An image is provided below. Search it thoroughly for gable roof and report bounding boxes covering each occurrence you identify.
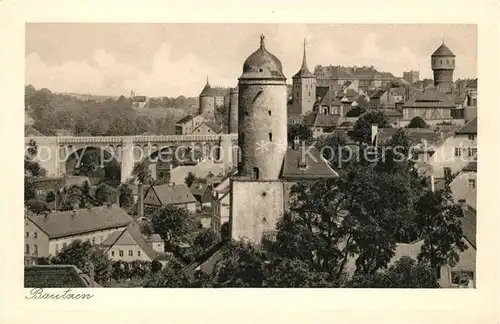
[369,89,387,99]
[403,88,455,108]
[455,117,477,135]
[431,43,455,57]
[176,115,194,125]
[24,265,100,288]
[281,146,339,180]
[146,184,197,206]
[461,205,476,248]
[27,205,133,239]
[467,78,478,89]
[193,120,222,134]
[462,161,477,172]
[103,223,159,260]
[377,128,454,147]
[316,86,329,101]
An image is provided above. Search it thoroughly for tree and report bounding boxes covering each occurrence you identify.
[25,140,46,178]
[52,240,112,284]
[315,133,350,170]
[24,178,36,202]
[414,188,467,275]
[74,150,101,176]
[407,116,428,128]
[184,172,196,187]
[151,205,193,249]
[352,110,391,144]
[288,124,313,145]
[118,183,134,207]
[194,228,220,251]
[132,161,152,185]
[265,258,332,288]
[95,183,115,205]
[45,191,56,203]
[151,260,163,273]
[211,241,267,287]
[25,199,51,215]
[347,256,439,288]
[220,222,230,242]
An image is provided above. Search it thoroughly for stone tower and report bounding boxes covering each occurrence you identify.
[292,39,316,115]
[431,42,455,93]
[199,76,216,116]
[238,34,288,180]
[228,86,239,133]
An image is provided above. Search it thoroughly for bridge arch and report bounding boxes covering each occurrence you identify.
[62,145,121,186]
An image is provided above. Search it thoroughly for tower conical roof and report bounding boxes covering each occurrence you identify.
[200,77,216,96]
[431,42,455,57]
[240,34,286,80]
[293,39,315,78]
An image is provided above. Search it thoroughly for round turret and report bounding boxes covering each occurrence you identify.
[431,42,455,93]
[237,35,287,180]
[199,77,216,115]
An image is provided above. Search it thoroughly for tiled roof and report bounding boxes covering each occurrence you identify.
[403,88,455,108]
[27,205,133,239]
[24,265,100,288]
[461,205,476,248]
[314,114,340,127]
[377,128,453,146]
[182,242,228,276]
[103,223,159,260]
[200,81,216,97]
[199,120,222,134]
[336,89,358,99]
[316,86,330,100]
[189,182,209,196]
[369,89,387,99]
[455,117,477,135]
[462,161,477,172]
[431,43,455,57]
[176,115,194,125]
[318,88,342,107]
[293,43,315,79]
[467,78,477,89]
[281,146,339,180]
[146,234,163,243]
[147,184,197,205]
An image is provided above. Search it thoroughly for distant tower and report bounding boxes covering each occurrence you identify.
[199,76,216,116]
[130,90,135,99]
[238,34,287,180]
[431,41,455,93]
[229,86,239,133]
[292,39,316,115]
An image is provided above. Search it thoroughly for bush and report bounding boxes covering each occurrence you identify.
[407,116,428,128]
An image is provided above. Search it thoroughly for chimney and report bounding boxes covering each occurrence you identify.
[430,174,435,192]
[371,124,378,146]
[137,183,144,218]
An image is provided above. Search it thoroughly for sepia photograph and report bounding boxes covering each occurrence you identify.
[22,23,478,289]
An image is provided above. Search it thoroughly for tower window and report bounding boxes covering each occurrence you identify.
[309,91,311,96]
[268,110,271,116]
[447,59,449,64]
[440,59,442,64]
[268,133,273,141]
[253,167,260,180]
[259,68,263,72]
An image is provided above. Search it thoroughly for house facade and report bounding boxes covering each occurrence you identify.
[24,205,133,260]
[175,115,204,135]
[450,161,477,210]
[402,88,455,126]
[211,177,231,234]
[143,183,197,213]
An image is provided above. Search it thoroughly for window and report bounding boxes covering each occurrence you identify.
[446,59,449,64]
[454,147,462,157]
[268,133,273,141]
[25,232,29,238]
[34,245,38,256]
[25,244,30,254]
[253,167,260,180]
[198,129,200,132]
[468,134,475,141]
[468,178,476,188]
[208,129,211,132]
[468,147,477,157]
[119,250,124,257]
[309,91,311,96]
[157,243,161,248]
[33,232,37,239]
[111,251,115,256]
[440,59,443,64]
[129,250,133,256]
[138,251,141,256]
[268,110,271,116]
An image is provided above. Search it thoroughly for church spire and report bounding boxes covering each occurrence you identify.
[293,38,315,79]
[301,38,309,71]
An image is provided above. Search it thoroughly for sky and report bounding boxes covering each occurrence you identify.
[25,24,477,97]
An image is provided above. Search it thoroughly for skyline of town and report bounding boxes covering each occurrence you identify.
[26,24,477,97]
